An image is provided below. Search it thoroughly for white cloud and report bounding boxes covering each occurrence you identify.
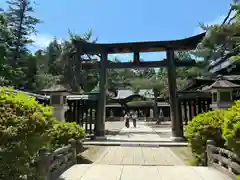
[29,34,63,50]
[193,15,225,35]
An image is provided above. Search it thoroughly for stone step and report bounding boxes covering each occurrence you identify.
[83,141,188,147]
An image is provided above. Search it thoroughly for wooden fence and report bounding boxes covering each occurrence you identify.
[65,99,98,136]
[37,140,79,180]
[178,96,212,125]
[206,140,240,180]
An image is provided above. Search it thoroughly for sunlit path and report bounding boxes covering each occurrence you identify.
[59,164,232,180]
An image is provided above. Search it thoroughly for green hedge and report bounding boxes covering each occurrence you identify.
[185,101,240,165]
[48,121,86,149]
[185,109,226,165]
[0,88,86,180]
[222,101,240,156]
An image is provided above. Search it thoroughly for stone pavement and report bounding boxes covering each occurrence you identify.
[84,121,188,146]
[94,146,185,165]
[107,121,172,142]
[59,164,232,180]
[59,121,232,180]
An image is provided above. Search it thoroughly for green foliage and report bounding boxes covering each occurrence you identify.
[222,100,240,156]
[197,3,240,63]
[188,158,199,166]
[48,121,86,149]
[0,88,86,179]
[185,110,226,165]
[0,87,55,180]
[5,0,40,62]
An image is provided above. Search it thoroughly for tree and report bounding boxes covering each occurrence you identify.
[45,38,62,76]
[196,3,240,63]
[1,0,40,89]
[56,31,99,93]
[5,0,40,64]
[0,13,13,85]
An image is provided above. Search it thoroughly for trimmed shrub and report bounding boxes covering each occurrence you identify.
[0,88,56,180]
[185,109,226,165]
[48,121,86,149]
[222,100,240,156]
[0,88,86,179]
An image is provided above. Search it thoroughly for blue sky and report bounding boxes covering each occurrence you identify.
[1,0,231,61]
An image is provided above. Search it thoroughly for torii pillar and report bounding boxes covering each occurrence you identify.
[166,49,184,141]
[95,52,107,138]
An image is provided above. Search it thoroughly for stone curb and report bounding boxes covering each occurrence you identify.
[83,141,188,147]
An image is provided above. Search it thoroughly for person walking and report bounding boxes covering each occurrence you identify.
[124,112,130,128]
[132,111,138,128]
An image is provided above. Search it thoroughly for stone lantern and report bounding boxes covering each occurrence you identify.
[41,84,71,122]
[204,80,240,110]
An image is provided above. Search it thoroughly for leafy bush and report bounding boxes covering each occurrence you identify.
[185,109,226,165]
[48,121,86,149]
[222,101,240,156]
[0,88,56,180]
[0,88,86,179]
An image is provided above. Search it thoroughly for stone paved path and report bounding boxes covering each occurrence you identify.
[59,121,232,180]
[94,146,185,165]
[60,165,232,180]
[107,121,172,142]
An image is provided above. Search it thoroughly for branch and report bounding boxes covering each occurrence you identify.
[227,14,237,24]
[222,6,233,25]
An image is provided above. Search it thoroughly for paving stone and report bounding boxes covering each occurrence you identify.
[133,147,145,165]
[120,165,160,180]
[81,164,122,180]
[59,164,232,180]
[192,167,232,180]
[94,146,185,166]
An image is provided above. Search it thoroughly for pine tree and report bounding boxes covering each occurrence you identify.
[0,14,13,85]
[5,0,40,65]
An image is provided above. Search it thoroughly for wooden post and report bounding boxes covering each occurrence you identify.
[166,49,184,140]
[69,140,77,164]
[38,148,51,180]
[133,52,140,64]
[206,140,215,166]
[95,52,107,138]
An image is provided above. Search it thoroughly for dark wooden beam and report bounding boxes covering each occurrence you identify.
[73,33,206,54]
[81,59,196,69]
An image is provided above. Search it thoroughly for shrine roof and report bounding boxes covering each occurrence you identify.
[41,84,70,93]
[111,89,154,100]
[204,80,240,91]
[73,33,206,54]
[179,77,240,92]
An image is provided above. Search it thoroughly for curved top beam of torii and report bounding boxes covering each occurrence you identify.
[73,32,206,54]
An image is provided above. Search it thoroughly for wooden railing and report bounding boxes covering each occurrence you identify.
[37,140,78,180]
[206,140,240,180]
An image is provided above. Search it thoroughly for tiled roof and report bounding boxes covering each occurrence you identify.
[204,80,240,91]
[112,89,155,99]
[41,84,69,92]
[114,89,135,99]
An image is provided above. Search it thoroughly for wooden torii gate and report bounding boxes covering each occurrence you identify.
[73,32,206,140]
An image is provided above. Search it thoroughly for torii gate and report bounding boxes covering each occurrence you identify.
[73,32,206,141]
